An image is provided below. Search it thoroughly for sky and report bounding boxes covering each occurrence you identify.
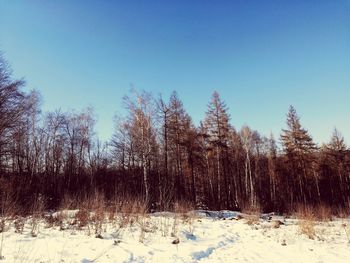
[0,0,349,144]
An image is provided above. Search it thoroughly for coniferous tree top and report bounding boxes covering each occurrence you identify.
[327,128,347,152]
[281,105,317,155]
[204,91,230,145]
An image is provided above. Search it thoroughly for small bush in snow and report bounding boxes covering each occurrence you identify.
[76,209,90,228]
[14,216,25,233]
[299,219,316,240]
[341,223,350,243]
[297,205,317,239]
[30,196,46,237]
[246,215,259,226]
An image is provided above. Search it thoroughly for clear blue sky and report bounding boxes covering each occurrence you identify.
[1,0,349,144]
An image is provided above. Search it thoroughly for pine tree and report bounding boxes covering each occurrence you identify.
[323,129,349,205]
[203,91,231,208]
[281,105,318,205]
[182,117,201,206]
[168,91,188,201]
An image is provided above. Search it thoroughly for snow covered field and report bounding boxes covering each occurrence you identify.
[1,211,350,262]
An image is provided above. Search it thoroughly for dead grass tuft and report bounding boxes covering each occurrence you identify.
[296,205,317,239]
[295,204,333,222]
[272,220,283,229]
[14,216,25,233]
[246,215,260,226]
[299,219,316,239]
[241,203,261,215]
[314,205,332,221]
[30,195,46,237]
[75,208,90,228]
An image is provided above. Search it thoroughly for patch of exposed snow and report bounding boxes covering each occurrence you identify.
[0,211,349,262]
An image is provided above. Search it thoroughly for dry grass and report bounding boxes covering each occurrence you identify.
[75,209,90,228]
[0,186,18,260]
[115,198,147,229]
[243,210,260,226]
[171,215,179,238]
[171,201,195,238]
[90,194,106,237]
[158,217,172,237]
[102,196,150,241]
[0,191,158,245]
[341,223,350,243]
[336,202,350,218]
[70,192,108,237]
[59,194,77,211]
[272,220,283,229]
[296,205,317,239]
[299,219,316,239]
[30,196,46,237]
[245,215,260,226]
[173,201,194,215]
[137,215,149,243]
[0,219,5,234]
[177,201,197,234]
[295,204,334,221]
[131,199,149,243]
[102,197,149,242]
[241,203,261,215]
[314,205,332,221]
[14,216,25,233]
[241,204,261,226]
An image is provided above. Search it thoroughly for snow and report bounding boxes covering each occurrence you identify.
[1,211,350,262]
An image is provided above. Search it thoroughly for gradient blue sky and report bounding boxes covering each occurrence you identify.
[1,0,349,143]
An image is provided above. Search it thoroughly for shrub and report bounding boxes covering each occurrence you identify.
[30,195,46,237]
[296,205,316,239]
[75,209,90,228]
[299,219,316,239]
[14,216,25,233]
[314,205,332,221]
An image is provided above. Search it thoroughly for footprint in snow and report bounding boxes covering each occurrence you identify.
[186,233,196,241]
[192,247,215,260]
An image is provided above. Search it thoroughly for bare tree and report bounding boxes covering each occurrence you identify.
[123,90,157,208]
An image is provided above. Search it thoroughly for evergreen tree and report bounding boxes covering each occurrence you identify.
[281,105,318,205]
[203,91,231,208]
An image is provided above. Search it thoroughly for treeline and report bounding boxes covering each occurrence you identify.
[0,54,349,213]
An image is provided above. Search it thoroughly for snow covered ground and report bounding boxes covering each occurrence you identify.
[1,210,350,262]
